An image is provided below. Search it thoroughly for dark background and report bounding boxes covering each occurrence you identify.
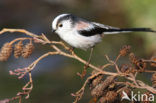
[0,0,156,103]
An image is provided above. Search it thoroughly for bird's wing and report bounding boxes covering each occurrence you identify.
[78,25,105,36]
[78,22,121,36]
[92,22,119,30]
[93,22,156,34]
[92,22,125,34]
[77,22,113,36]
[78,22,156,36]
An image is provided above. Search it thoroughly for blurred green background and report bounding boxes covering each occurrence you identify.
[0,0,156,103]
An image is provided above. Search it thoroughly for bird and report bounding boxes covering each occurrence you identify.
[51,13,156,65]
[52,13,155,51]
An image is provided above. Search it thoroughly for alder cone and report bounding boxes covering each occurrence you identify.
[22,42,34,58]
[0,43,12,61]
[14,41,23,58]
[150,56,156,67]
[120,45,131,56]
[151,73,156,88]
[98,91,118,103]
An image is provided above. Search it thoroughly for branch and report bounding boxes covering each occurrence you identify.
[0,28,156,103]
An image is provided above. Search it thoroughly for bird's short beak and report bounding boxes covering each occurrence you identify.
[52,29,56,33]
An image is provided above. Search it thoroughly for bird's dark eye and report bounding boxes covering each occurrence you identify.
[58,24,63,27]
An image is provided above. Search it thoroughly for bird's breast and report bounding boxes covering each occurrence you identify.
[58,30,102,50]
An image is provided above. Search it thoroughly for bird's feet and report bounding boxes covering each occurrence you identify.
[77,61,90,79]
[68,47,74,54]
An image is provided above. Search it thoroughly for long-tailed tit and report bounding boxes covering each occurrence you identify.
[52,14,156,51]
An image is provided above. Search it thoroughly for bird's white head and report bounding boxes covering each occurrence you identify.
[52,14,76,35]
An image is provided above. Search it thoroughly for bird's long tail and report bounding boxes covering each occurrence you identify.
[103,28,156,34]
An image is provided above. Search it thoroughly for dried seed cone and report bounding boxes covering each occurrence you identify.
[22,42,34,58]
[129,53,138,64]
[129,53,146,72]
[151,73,156,88]
[142,92,151,103]
[0,42,12,61]
[91,76,115,97]
[91,75,103,88]
[105,91,118,102]
[14,41,23,58]
[120,45,131,56]
[89,70,104,88]
[150,56,156,67]
[98,91,118,103]
[136,59,146,72]
[120,64,131,73]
